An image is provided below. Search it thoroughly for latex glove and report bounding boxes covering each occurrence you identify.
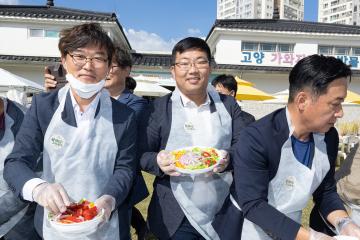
[157,150,180,177]
[95,195,116,222]
[309,228,335,240]
[337,217,360,239]
[32,182,71,214]
[44,66,57,91]
[213,150,230,173]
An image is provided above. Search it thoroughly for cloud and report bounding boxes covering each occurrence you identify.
[125,28,179,53]
[187,28,201,35]
[0,0,18,4]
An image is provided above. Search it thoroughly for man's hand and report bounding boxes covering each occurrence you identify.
[337,217,360,239]
[309,228,335,240]
[44,66,57,91]
[32,182,71,214]
[156,150,180,176]
[213,149,229,173]
[95,195,116,222]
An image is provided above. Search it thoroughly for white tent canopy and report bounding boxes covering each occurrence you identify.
[0,68,44,93]
[134,81,171,97]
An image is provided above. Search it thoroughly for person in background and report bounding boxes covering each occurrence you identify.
[232,54,360,239]
[125,76,137,94]
[138,37,252,240]
[0,96,32,240]
[211,74,255,125]
[4,23,137,240]
[44,46,149,240]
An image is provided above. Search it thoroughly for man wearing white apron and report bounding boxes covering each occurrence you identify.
[0,97,30,239]
[138,37,253,240]
[4,23,137,240]
[232,55,360,239]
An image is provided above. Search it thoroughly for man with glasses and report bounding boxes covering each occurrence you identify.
[44,46,150,240]
[139,37,250,239]
[4,23,137,240]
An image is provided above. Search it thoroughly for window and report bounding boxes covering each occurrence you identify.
[29,29,43,37]
[278,44,293,53]
[260,43,276,52]
[353,48,360,55]
[334,47,350,55]
[318,46,333,55]
[242,42,258,51]
[45,30,59,38]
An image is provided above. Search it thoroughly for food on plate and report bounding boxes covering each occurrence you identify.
[172,147,221,170]
[49,199,99,224]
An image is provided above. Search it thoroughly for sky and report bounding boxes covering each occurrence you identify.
[2,0,318,52]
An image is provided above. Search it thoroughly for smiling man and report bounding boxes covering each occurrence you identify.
[4,23,137,240]
[231,55,360,240]
[138,37,253,240]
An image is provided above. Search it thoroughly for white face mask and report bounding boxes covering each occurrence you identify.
[66,73,105,99]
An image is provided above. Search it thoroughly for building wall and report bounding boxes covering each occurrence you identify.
[319,0,353,25]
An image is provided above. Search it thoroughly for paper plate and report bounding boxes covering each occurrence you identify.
[172,146,223,175]
[334,236,358,240]
[48,208,104,237]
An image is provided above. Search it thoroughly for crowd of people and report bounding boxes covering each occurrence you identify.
[1,22,360,240]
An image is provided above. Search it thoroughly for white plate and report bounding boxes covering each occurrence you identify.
[172,146,222,175]
[335,236,358,240]
[48,208,104,237]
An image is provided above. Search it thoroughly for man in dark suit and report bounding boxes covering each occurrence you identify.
[139,37,253,240]
[233,55,360,239]
[211,74,255,125]
[4,23,137,240]
[44,46,149,240]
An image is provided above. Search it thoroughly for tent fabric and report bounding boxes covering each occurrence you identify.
[0,68,44,93]
[134,81,171,97]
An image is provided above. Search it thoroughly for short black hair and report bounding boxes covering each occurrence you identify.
[113,46,132,68]
[171,37,211,65]
[58,23,114,64]
[211,74,237,93]
[288,54,352,102]
[125,76,136,91]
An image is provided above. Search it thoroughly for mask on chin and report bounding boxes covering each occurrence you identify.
[66,73,105,99]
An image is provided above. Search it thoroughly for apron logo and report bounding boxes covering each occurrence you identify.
[285,176,296,191]
[184,121,195,132]
[50,135,65,149]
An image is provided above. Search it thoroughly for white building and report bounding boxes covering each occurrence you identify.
[217,0,304,21]
[318,0,357,25]
[206,18,360,120]
[0,1,131,88]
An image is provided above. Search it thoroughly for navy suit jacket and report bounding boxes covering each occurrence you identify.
[138,92,253,239]
[233,108,345,240]
[0,99,24,141]
[4,90,138,239]
[117,89,150,205]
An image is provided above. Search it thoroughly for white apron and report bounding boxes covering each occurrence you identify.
[42,86,120,240]
[0,98,28,237]
[168,87,233,240]
[238,108,331,240]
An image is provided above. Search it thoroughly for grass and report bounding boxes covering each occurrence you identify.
[130,172,314,239]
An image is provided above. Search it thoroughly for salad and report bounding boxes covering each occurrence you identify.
[172,147,220,171]
[49,199,99,224]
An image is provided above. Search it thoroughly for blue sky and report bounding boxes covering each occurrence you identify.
[4,0,318,52]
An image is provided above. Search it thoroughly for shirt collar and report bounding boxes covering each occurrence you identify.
[69,90,100,116]
[179,90,211,108]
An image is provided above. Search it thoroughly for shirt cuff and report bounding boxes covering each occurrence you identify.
[22,178,46,201]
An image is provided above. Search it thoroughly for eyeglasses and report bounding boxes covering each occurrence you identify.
[174,59,210,71]
[68,53,108,68]
[109,65,123,72]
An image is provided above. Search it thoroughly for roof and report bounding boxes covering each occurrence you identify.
[206,19,360,40]
[3,53,360,76]
[0,5,115,21]
[0,5,131,49]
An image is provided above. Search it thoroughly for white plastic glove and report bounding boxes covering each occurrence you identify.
[32,182,71,214]
[157,150,180,177]
[336,217,360,239]
[309,228,335,240]
[213,150,230,173]
[95,195,116,222]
